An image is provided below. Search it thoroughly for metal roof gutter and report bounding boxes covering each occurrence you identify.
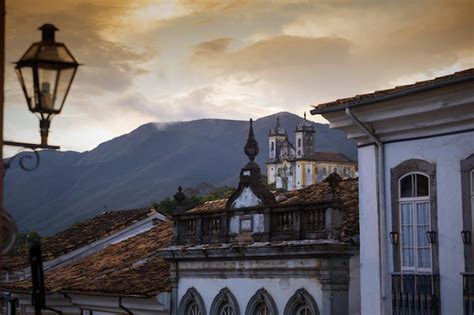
[310,72,474,115]
[119,297,134,315]
[345,108,389,314]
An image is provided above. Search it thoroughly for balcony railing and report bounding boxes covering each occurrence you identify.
[391,273,440,315]
[172,201,342,245]
[464,272,474,315]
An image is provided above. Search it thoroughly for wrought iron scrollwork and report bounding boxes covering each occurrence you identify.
[4,147,40,174]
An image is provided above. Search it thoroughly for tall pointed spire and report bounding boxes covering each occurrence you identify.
[226,118,275,209]
[244,119,259,162]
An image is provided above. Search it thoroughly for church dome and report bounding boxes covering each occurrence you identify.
[269,116,287,136]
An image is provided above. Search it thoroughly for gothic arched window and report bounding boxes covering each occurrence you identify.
[178,288,206,315]
[271,142,274,151]
[210,288,240,315]
[298,138,301,147]
[245,288,277,315]
[284,288,319,315]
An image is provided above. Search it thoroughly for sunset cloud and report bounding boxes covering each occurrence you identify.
[4,0,473,156]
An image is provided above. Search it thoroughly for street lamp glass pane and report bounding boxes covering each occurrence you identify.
[20,43,41,61]
[15,67,35,111]
[54,68,75,112]
[36,44,75,63]
[38,65,59,112]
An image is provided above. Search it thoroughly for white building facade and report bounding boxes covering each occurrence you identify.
[311,68,474,314]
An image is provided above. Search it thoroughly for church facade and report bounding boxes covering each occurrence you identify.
[266,115,356,191]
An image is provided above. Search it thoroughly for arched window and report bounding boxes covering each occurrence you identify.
[210,288,240,315]
[298,138,301,147]
[245,288,277,315]
[178,288,206,315]
[390,159,437,273]
[284,288,319,315]
[271,142,274,151]
[398,172,431,271]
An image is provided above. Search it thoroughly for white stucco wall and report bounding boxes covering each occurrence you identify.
[359,131,474,315]
[295,163,303,189]
[358,144,382,315]
[383,131,474,315]
[267,165,275,183]
[229,213,265,234]
[305,164,313,186]
[231,187,262,208]
[178,277,323,315]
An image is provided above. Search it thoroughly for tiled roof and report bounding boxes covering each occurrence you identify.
[314,151,355,164]
[311,68,474,113]
[278,178,359,237]
[187,199,227,214]
[2,208,156,271]
[187,178,359,236]
[1,221,173,297]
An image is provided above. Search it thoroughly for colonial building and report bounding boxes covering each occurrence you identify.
[1,208,173,314]
[311,68,474,315]
[266,114,356,191]
[160,120,360,315]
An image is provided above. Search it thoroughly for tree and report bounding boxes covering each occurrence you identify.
[152,184,235,215]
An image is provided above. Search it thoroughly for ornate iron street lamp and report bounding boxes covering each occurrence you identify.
[12,23,80,147]
[389,231,399,245]
[0,22,80,315]
[1,23,80,256]
[461,230,471,245]
[426,230,437,244]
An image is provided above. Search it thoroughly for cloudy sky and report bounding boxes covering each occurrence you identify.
[4,0,473,155]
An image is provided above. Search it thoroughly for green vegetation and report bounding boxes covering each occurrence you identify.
[152,185,235,215]
[12,231,42,250]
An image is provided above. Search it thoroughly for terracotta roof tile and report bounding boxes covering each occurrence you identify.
[279,179,359,237]
[314,151,355,164]
[187,179,359,236]
[1,221,173,297]
[312,68,474,113]
[2,208,156,271]
[187,199,227,214]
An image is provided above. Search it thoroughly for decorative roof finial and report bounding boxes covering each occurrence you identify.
[244,119,259,162]
[226,119,276,209]
[304,111,306,120]
[174,186,186,214]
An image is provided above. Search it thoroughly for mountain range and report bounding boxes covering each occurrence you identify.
[5,112,357,236]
